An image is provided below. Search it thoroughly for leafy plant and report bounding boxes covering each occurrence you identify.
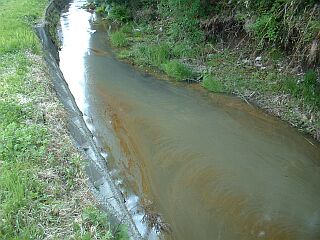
[250,13,279,48]
[108,4,131,23]
[158,0,204,45]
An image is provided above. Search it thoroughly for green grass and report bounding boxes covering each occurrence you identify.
[73,206,129,239]
[202,74,226,93]
[301,70,320,106]
[110,30,128,47]
[279,72,320,107]
[171,41,202,58]
[134,43,170,66]
[0,0,128,239]
[0,0,46,54]
[145,43,170,66]
[161,60,193,81]
[205,51,320,109]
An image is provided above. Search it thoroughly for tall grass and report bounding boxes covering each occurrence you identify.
[161,60,193,81]
[202,74,226,93]
[110,30,128,47]
[136,43,170,66]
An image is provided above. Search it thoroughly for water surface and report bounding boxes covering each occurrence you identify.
[59,1,320,239]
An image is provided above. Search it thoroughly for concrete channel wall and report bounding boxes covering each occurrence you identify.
[35,1,143,239]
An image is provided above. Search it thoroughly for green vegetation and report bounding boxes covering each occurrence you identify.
[107,4,131,23]
[0,0,128,239]
[126,43,170,67]
[0,0,46,54]
[110,30,128,47]
[161,60,193,81]
[142,44,170,66]
[74,206,128,239]
[202,74,226,93]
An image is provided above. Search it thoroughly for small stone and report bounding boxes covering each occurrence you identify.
[258,231,266,237]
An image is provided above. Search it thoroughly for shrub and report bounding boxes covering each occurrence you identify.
[158,0,204,45]
[108,3,131,23]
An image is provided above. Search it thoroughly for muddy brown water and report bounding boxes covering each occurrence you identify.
[59,1,320,239]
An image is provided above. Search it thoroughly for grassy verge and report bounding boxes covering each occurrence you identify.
[0,0,128,239]
[97,4,320,140]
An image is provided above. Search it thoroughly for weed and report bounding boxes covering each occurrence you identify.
[268,48,284,62]
[73,207,113,239]
[96,5,107,15]
[279,70,320,108]
[110,30,128,47]
[161,60,193,81]
[0,101,26,125]
[118,49,132,59]
[120,23,133,34]
[302,69,320,106]
[138,43,170,66]
[172,41,201,58]
[202,74,226,93]
[114,225,129,240]
[250,13,278,48]
[280,76,299,95]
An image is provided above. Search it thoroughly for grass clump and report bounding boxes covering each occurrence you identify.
[202,74,226,93]
[110,30,128,47]
[73,207,129,239]
[171,42,201,58]
[302,70,320,106]
[73,206,122,239]
[162,60,193,81]
[147,44,170,66]
[135,43,170,66]
[280,70,320,108]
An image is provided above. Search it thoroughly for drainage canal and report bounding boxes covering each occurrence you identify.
[59,1,320,239]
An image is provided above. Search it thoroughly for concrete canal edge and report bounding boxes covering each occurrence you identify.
[35,1,143,239]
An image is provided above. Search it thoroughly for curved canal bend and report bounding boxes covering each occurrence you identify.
[59,1,320,239]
